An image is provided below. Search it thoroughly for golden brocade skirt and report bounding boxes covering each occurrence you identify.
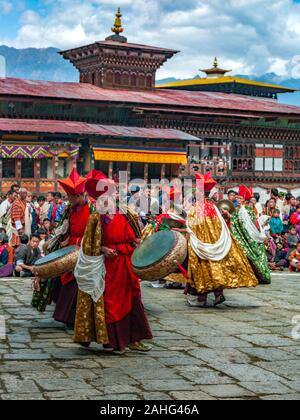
[73,213,109,345]
[187,213,258,294]
[74,290,109,345]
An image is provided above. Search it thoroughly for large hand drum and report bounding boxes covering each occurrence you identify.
[33,246,79,279]
[132,230,187,281]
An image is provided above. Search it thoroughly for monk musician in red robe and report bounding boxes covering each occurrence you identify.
[52,169,92,328]
[74,171,152,354]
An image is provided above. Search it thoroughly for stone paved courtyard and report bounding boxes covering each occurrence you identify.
[0,273,300,400]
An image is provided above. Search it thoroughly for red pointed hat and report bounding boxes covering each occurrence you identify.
[58,168,86,195]
[238,185,253,201]
[85,170,115,200]
[195,173,217,192]
[86,169,104,180]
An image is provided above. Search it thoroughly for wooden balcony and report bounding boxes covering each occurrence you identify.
[179,162,229,179]
[0,179,65,194]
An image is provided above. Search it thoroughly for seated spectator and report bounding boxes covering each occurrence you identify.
[15,234,41,278]
[289,242,300,272]
[287,226,299,256]
[290,205,300,236]
[0,233,14,277]
[36,228,48,257]
[270,209,283,235]
[42,218,53,236]
[14,234,29,263]
[266,236,288,271]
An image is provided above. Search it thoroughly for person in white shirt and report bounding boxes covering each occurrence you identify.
[0,191,18,242]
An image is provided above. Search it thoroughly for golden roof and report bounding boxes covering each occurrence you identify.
[156,76,296,92]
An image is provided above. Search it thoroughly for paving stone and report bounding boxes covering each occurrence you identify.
[52,359,101,369]
[8,343,29,349]
[236,334,298,348]
[260,394,300,400]
[255,360,300,380]
[20,370,66,380]
[238,347,293,362]
[7,334,31,344]
[91,394,141,400]
[2,377,40,394]
[45,390,100,400]
[90,375,139,387]
[125,367,182,380]
[141,392,172,400]
[213,363,286,383]
[283,381,300,392]
[162,355,199,366]
[283,347,300,357]
[4,353,51,361]
[239,381,292,395]
[170,391,216,400]
[61,369,98,379]
[1,393,45,400]
[188,348,251,364]
[193,336,253,349]
[197,384,255,398]
[100,385,142,394]
[140,379,195,391]
[35,378,93,391]
[153,339,200,350]
[144,350,185,358]
[177,366,235,385]
[0,361,53,372]
[47,349,92,359]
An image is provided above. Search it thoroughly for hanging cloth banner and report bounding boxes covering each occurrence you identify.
[93,145,187,164]
[0,144,80,159]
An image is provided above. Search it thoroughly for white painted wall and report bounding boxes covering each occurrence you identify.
[291,188,300,199]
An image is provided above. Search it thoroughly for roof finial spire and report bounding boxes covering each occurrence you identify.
[111,8,124,35]
[200,58,231,79]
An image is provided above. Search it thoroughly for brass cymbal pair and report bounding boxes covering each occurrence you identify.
[216,199,236,215]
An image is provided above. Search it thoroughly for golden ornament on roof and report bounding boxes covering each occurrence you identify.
[111,8,124,35]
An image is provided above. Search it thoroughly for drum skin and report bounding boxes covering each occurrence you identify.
[33,246,79,279]
[132,230,187,281]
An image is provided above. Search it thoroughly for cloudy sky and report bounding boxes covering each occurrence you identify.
[1,0,300,80]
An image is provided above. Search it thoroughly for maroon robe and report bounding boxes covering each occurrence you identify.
[53,203,91,327]
[102,213,152,350]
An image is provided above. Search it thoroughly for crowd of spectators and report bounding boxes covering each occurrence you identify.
[0,184,67,278]
[227,188,300,272]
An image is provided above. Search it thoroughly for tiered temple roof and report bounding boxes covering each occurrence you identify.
[59,8,178,91]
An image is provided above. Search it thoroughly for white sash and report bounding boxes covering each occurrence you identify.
[239,205,266,244]
[187,205,232,261]
[74,246,106,303]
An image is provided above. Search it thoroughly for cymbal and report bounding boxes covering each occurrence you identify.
[216,199,236,215]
